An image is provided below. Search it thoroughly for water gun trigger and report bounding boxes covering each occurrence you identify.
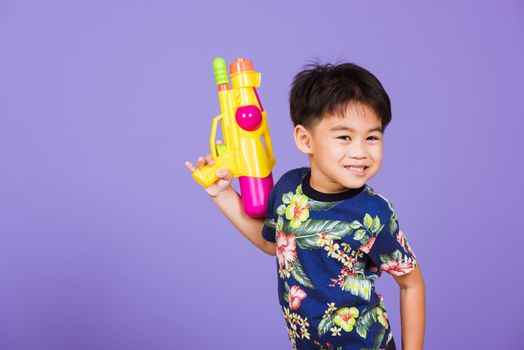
[216,143,227,156]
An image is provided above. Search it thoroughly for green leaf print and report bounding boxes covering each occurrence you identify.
[356,325,367,339]
[391,250,403,261]
[373,327,386,350]
[350,220,362,229]
[353,229,367,241]
[283,282,291,303]
[283,219,354,250]
[318,314,336,337]
[371,215,381,233]
[379,253,390,263]
[283,293,289,303]
[308,200,342,211]
[293,236,319,250]
[289,260,315,289]
[364,214,373,229]
[353,261,367,272]
[355,305,379,339]
[277,204,286,216]
[342,276,373,301]
[364,187,377,196]
[387,213,398,236]
[264,218,277,230]
[359,235,371,245]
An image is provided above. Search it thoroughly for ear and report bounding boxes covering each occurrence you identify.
[294,125,313,155]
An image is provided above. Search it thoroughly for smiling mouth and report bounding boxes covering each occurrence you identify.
[344,165,368,172]
[344,165,369,176]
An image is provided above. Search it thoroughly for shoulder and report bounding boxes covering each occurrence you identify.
[277,167,309,184]
[270,167,309,202]
[359,186,400,237]
[362,185,397,217]
[273,167,309,190]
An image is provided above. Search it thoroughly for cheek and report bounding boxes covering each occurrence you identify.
[316,139,337,156]
[374,153,383,166]
[370,145,383,162]
[327,145,346,159]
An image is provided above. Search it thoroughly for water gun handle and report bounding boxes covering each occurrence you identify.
[192,114,227,187]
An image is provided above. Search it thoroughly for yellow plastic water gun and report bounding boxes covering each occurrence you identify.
[192,57,275,217]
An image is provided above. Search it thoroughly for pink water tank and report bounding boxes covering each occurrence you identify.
[239,173,274,217]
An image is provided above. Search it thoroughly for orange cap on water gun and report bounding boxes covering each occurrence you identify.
[230,58,254,74]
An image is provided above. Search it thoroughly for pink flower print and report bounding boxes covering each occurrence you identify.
[276,231,297,269]
[359,236,376,254]
[380,258,415,276]
[328,265,357,288]
[397,230,416,258]
[288,285,307,310]
[397,230,406,247]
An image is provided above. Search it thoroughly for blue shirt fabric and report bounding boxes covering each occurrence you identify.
[262,167,417,350]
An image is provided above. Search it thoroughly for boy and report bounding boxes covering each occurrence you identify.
[185,62,425,350]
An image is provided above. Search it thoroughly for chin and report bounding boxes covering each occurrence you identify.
[334,177,364,189]
[340,174,370,188]
[345,180,367,189]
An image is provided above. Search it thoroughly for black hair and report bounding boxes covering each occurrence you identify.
[289,62,392,131]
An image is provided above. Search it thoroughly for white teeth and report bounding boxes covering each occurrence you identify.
[346,166,365,172]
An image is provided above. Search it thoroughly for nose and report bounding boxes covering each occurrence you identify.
[347,139,367,159]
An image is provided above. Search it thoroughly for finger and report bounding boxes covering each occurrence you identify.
[204,155,214,165]
[216,168,232,181]
[197,157,205,168]
[184,161,196,173]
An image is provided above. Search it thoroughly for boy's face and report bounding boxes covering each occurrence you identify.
[294,103,384,193]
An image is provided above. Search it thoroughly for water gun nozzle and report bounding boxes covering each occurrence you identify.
[230,58,254,74]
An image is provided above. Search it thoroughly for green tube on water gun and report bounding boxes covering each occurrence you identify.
[213,57,229,88]
[212,57,229,156]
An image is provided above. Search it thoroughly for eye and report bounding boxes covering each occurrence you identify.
[338,136,351,141]
[367,136,381,141]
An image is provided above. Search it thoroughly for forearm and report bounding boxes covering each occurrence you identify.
[399,280,426,350]
[211,187,276,256]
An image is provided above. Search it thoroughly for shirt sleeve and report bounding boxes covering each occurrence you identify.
[261,182,278,243]
[366,208,417,277]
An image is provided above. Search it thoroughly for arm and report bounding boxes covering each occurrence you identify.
[186,156,276,256]
[392,265,426,350]
[211,184,276,256]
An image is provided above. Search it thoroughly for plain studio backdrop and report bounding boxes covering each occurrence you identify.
[0,1,523,349]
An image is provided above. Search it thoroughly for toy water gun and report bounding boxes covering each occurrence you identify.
[192,57,275,217]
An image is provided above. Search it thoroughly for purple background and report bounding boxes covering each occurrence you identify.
[1,1,523,349]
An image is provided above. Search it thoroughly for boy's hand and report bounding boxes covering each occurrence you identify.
[185,142,233,198]
[186,142,273,256]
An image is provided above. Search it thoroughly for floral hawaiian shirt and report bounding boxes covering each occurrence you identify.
[262,167,417,350]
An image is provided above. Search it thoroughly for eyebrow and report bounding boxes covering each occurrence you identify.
[329,125,383,133]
